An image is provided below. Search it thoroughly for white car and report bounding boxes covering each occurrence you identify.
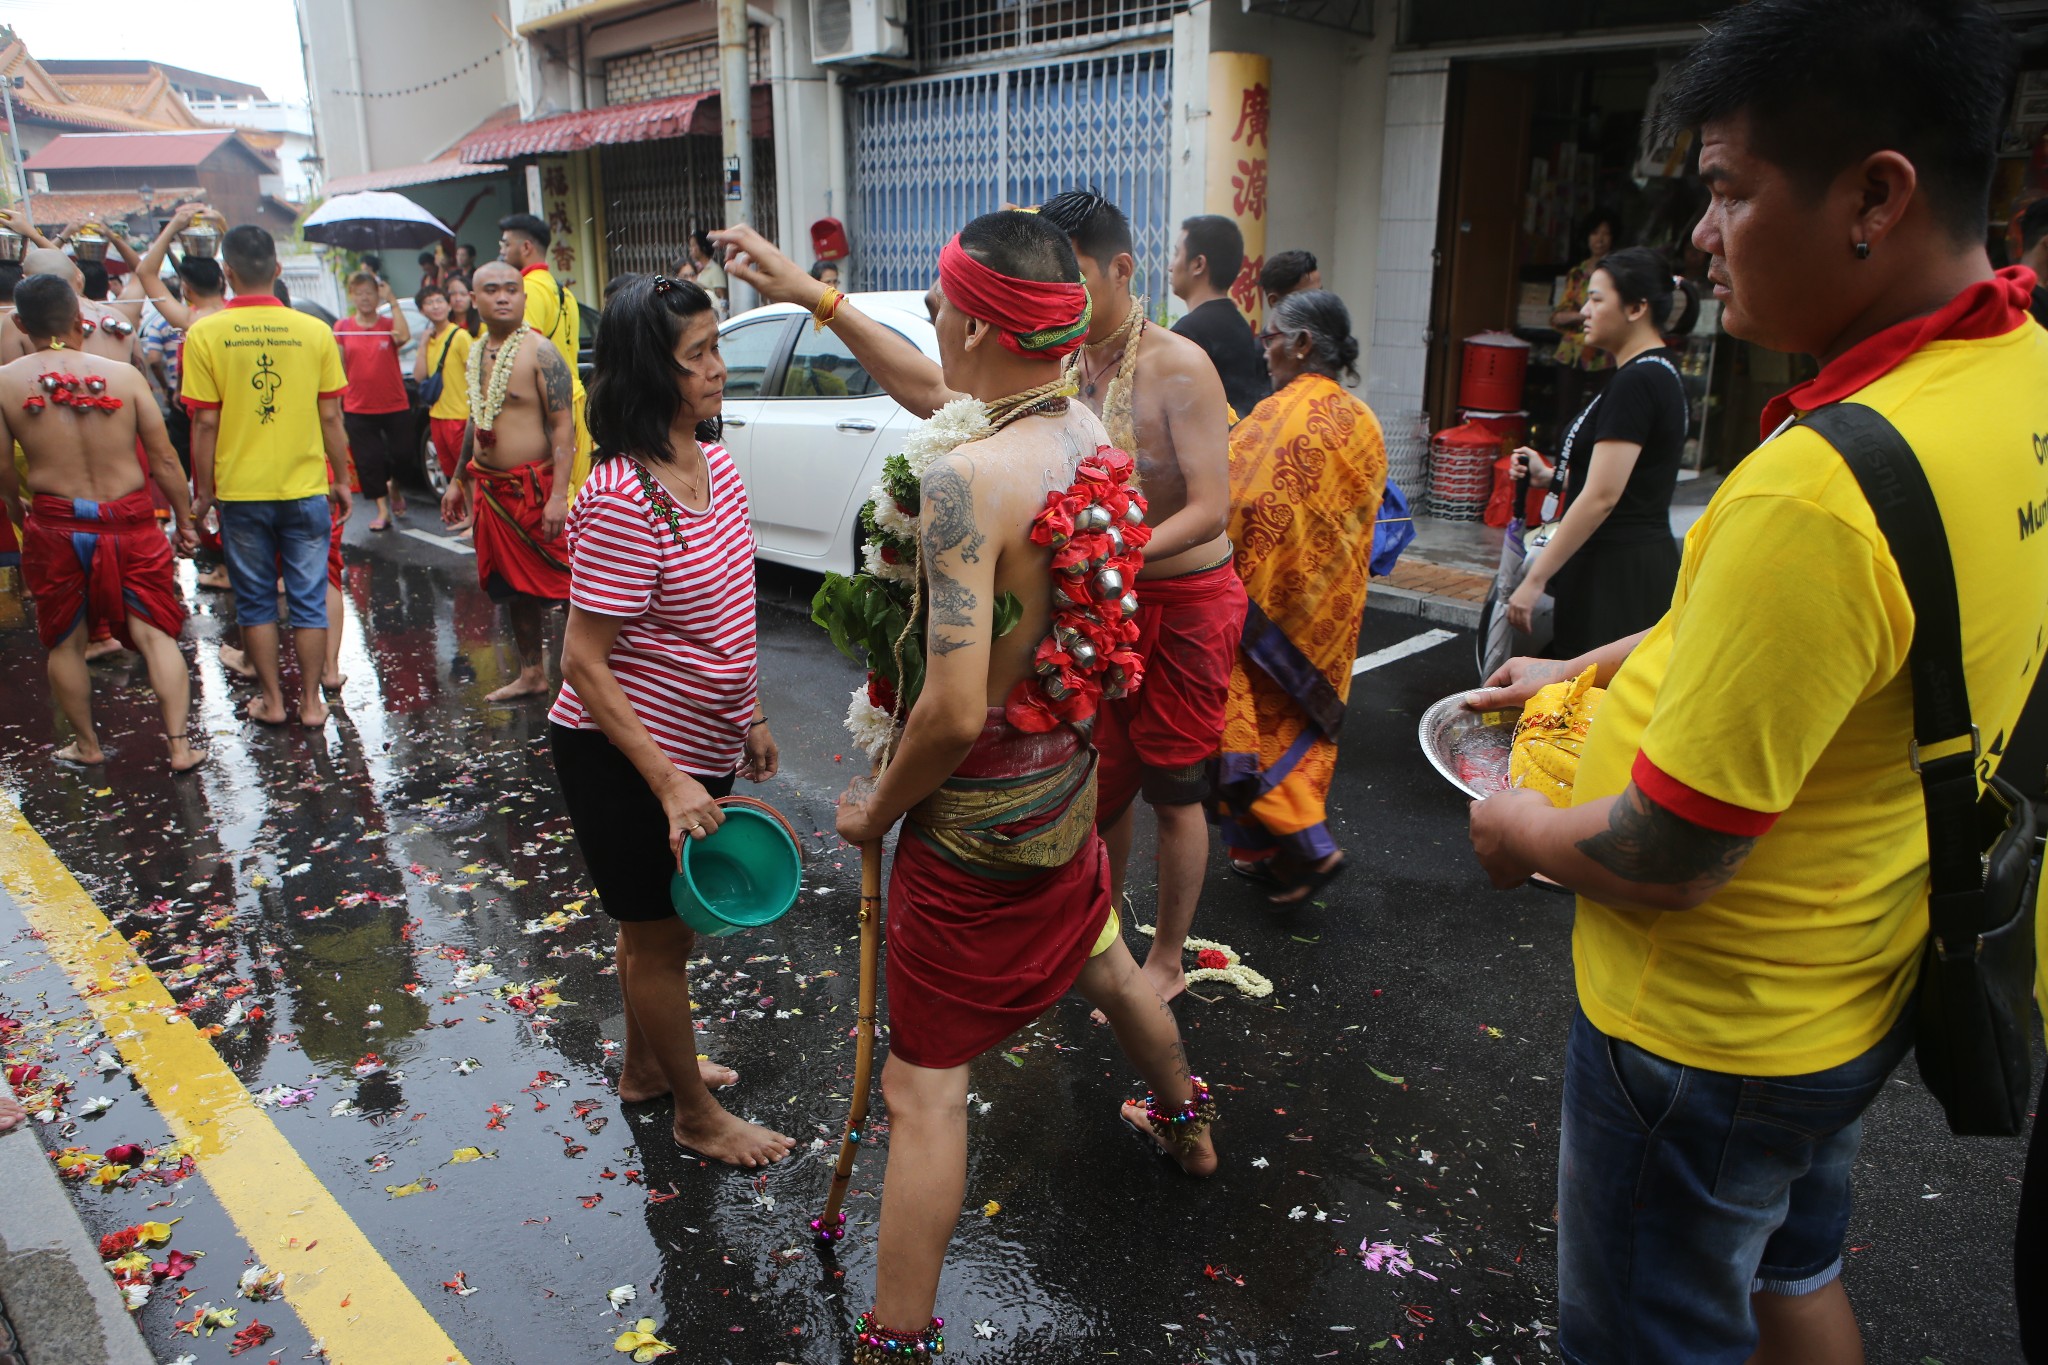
[715,292,938,574]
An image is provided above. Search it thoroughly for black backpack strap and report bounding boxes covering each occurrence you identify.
[1800,403,1984,903]
[432,330,454,378]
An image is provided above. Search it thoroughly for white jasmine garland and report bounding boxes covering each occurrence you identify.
[845,688,899,760]
[901,397,993,478]
[1135,926,1275,999]
[868,483,917,540]
[861,540,915,583]
[466,322,529,436]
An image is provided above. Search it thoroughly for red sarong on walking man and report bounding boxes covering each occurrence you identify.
[885,711,1113,1069]
[472,461,569,601]
[21,489,184,650]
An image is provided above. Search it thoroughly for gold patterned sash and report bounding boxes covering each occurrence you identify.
[908,745,1099,878]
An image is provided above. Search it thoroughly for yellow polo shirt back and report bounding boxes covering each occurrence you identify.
[183,298,346,503]
[1571,321,2048,1076]
[521,265,591,493]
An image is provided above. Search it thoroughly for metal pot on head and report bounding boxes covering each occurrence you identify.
[70,232,108,264]
[0,230,24,263]
[176,224,220,259]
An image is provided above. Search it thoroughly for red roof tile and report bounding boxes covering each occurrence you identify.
[25,130,265,171]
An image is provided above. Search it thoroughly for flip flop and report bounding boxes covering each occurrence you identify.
[368,519,391,532]
[1228,858,1284,889]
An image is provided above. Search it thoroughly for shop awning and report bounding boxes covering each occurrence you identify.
[319,160,511,197]
[456,86,772,163]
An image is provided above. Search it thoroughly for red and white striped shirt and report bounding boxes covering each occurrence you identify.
[548,445,758,776]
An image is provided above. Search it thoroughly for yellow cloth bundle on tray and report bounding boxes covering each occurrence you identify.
[1510,666,1605,806]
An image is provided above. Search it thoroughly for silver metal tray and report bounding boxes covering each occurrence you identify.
[1418,691,1520,801]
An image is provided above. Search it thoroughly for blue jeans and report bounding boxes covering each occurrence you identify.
[1556,1004,1913,1364]
[218,496,330,629]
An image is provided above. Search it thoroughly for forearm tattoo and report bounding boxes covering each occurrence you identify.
[538,343,573,415]
[1575,783,1755,896]
[921,461,982,656]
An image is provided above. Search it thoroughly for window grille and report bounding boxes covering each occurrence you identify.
[916,0,1185,68]
[853,49,1173,303]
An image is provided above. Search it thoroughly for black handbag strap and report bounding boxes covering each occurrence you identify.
[1800,403,1984,902]
[430,328,455,379]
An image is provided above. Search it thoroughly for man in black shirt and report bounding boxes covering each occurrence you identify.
[1169,215,1268,419]
[2021,198,2048,328]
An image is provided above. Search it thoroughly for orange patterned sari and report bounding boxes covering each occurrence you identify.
[1212,373,1386,869]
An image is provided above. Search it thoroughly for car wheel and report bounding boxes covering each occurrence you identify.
[420,422,449,499]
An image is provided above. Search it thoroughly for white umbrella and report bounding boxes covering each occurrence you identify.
[301,191,453,252]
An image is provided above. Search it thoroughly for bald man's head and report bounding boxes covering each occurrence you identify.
[23,248,81,290]
[472,260,527,332]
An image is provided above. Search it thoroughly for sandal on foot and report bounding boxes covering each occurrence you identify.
[1268,855,1348,910]
[368,518,391,532]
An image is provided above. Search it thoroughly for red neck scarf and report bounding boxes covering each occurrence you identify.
[1760,266,2035,438]
[937,236,1092,359]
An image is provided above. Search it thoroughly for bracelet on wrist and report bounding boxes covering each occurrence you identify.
[748,717,768,729]
[812,286,844,332]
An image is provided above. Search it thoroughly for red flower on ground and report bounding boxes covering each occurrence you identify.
[1196,949,1231,970]
[98,1228,139,1261]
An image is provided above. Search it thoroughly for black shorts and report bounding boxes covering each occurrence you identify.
[342,409,412,495]
[549,723,734,923]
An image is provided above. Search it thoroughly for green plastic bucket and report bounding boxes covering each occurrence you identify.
[671,805,803,937]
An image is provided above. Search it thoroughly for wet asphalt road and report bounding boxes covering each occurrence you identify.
[0,506,2030,1365]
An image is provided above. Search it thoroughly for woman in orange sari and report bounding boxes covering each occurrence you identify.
[1212,291,1385,906]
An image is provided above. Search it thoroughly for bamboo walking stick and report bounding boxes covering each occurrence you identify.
[812,837,883,1248]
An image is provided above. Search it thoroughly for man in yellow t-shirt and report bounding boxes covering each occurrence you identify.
[1465,4,2045,1362]
[184,225,352,731]
[497,213,591,494]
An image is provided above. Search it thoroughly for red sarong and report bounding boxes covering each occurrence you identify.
[1096,560,1247,818]
[886,712,1111,1069]
[430,418,466,480]
[473,461,569,601]
[21,489,184,650]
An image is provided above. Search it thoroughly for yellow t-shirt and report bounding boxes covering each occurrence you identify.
[424,324,473,421]
[1571,321,2048,1076]
[520,266,591,493]
[183,298,347,503]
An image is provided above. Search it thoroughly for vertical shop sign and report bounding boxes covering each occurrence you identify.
[1205,52,1271,329]
[538,156,578,279]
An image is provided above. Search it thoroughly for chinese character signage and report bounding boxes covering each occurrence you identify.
[1206,53,1270,330]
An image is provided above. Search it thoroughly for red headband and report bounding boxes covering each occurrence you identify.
[938,236,1092,359]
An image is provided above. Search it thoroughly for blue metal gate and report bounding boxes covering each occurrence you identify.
[852,49,1174,304]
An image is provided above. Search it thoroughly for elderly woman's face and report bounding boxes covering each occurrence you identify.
[1258,321,1308,387]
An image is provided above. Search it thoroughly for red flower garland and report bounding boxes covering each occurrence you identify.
[1005,446,1152,733]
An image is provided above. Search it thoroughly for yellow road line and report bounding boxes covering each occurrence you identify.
[0,796,469,1365]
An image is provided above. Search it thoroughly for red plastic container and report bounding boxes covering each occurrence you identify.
[1462,409,1528,451]
[1459,332,1531,411]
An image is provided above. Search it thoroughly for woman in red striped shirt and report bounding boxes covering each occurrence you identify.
[548,274,792,1168]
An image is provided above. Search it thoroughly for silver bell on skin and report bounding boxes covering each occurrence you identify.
[1091,566,1125,601]
[1074,504,1113,535]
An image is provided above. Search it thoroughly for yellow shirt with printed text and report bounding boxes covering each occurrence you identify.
[182,298,347,503]
[1570,323,2048,1076]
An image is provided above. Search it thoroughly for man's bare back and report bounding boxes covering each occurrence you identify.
[471,330,571,471]
[929,402,1109,706]
[0,351,158,502]
[1071,320,1231,580]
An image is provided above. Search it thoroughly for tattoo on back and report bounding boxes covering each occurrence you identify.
[920,459,981,647]
[537,343,572,415]
[1575,783,1755,894]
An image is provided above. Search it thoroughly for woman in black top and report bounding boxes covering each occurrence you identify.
[1508,247,1697,658]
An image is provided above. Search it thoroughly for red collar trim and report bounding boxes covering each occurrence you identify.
[226,295,283,309]
[1761,266,2036,438]
[519,265,549,278]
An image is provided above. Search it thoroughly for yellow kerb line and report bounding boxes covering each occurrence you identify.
[0,795,469,1365]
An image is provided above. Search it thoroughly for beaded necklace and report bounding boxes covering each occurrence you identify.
[628,454,705,553]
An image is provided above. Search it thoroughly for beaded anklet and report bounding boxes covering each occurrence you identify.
[1141,1074,1219,1151]
[853,1311,944,1361]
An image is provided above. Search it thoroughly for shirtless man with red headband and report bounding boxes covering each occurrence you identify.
[0,275,203,772]
[715,216,1220,1363]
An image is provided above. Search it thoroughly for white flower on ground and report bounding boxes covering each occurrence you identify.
[607,1284,637,1312]
[845,690,900,761]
